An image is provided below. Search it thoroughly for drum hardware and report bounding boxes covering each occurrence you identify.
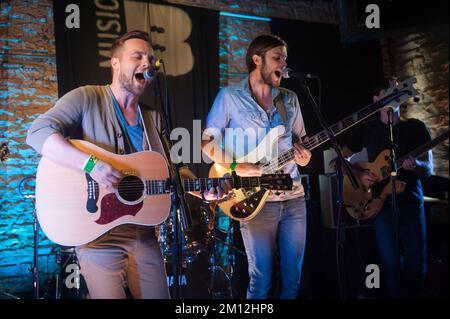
[51,246,88,299]
[207,203,246,299]
[157,199,247,298]
[18,176,39,299]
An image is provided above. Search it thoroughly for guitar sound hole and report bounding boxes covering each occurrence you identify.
[118,175,144,202]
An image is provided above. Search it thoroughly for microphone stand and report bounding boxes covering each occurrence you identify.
[298,78,359,299]
[386,108,401,280]
[18,176,39,299]
[154,63,201,299]
[32,202,39,299]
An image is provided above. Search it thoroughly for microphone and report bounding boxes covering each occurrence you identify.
[282,67,318,79]
[143,59,162,81]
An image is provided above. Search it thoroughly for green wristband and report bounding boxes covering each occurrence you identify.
[83,155,98,174]
[229,160,237,171]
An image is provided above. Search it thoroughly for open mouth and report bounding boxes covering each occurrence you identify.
[135,72,146,84]
[274,70,282,78]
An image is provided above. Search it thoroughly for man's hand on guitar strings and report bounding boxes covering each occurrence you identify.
[354,168,378,188]
[293,142,311,166]
[90,160,122,189]
[234,163,262,176]
[202,173,232,201]
[402,155,418,170]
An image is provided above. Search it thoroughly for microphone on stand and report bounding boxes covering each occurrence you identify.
[282,67,319,80]
[143,59,163,81]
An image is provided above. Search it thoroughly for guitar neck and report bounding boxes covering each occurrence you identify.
[182,177,264,192]
[144,176,267,194]
[303,91,407,151]
[263,90,408,172]
[397,130,449,168]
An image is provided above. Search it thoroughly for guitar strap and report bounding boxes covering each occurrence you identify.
[274,91,287,124]
[274,90,299,144]
[140,109,169,163]
[140,109,180,177]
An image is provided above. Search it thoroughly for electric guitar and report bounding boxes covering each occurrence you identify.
[35,140,292,246]
[209,77,419,221]
[343,130,449,220]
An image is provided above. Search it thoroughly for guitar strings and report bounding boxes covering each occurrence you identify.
[89,177,269,192]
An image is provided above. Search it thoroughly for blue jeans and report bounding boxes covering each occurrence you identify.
[373,203,427,298]
[240,196,307,299]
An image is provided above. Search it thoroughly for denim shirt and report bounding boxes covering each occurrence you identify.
[206,77,307,201]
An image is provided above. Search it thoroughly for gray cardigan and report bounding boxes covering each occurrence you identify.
[27,85,168,161]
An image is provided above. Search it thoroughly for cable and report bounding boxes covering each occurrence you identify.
[17,175,35,199]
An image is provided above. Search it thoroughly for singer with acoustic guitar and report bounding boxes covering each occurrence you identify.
[26,30,230,299]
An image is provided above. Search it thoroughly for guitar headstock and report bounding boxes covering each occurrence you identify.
[260,174,293,190]
[383,77,419,108]
[0,142,9,163]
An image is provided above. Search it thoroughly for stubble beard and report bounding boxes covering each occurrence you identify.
[119,71,144,96]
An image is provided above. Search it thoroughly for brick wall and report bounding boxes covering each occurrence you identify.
[0,0,58,296]
[168,0,339,24]
[381,26,449,178]
[219,15,270,87]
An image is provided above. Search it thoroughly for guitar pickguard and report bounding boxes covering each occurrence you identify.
[95,193,143,225]
[229,189,266,220]
[85,174,99,213]
[216,187,269,221]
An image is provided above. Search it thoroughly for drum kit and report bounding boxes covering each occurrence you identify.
[156,203,212,266]
[156,199,242,298]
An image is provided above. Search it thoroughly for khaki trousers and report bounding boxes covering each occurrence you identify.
[76,224,170,299]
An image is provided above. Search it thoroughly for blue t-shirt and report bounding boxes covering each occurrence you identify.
[108,86,144,154]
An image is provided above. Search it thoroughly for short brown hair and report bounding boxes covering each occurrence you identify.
[111,30,151,58]
[245,34,287,73]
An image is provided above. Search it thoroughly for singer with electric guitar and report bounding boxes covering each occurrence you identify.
[202,35,312,299]
[338,78,434,299]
